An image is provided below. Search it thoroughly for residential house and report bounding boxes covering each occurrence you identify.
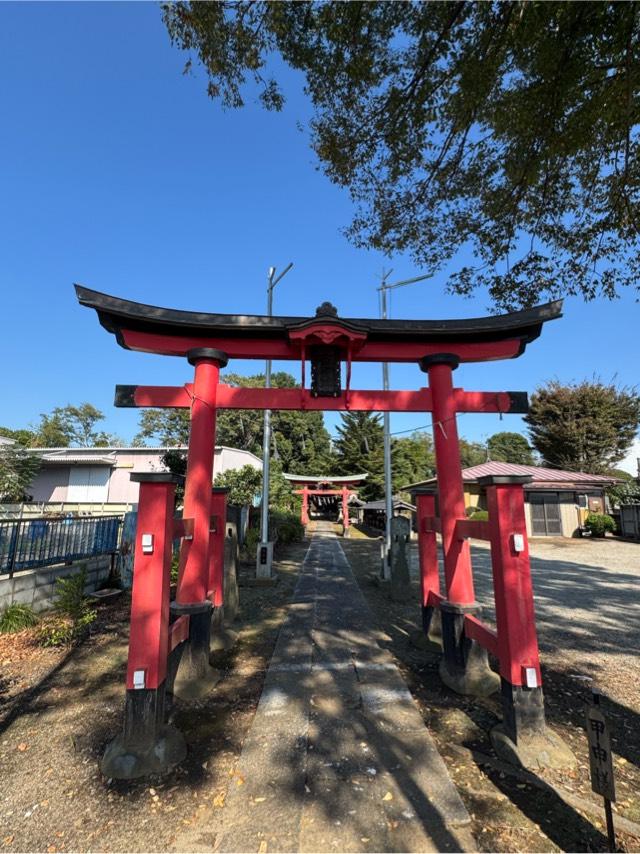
[404,461,619,538]
[25,446,262,508]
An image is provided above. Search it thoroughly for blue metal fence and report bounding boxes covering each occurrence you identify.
[0,515,122,576]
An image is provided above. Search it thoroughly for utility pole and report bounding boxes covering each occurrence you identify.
[256,262,293,578]
[378,269,433,579]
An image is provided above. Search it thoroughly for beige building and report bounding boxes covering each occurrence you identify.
[404,461,619,538]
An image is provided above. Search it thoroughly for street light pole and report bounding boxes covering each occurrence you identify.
[256,262,293,578]
[378,269,433,579]
[380,273,393,579]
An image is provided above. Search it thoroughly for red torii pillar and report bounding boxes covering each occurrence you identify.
[414,490,441,640]
[420,354,499,697]
[101,473,187,778]
[301,486,309,526]
[170,347,227,699]
[341,485,350,530]
[481,474,549,753]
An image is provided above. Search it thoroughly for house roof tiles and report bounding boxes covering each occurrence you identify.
[404,461,620,491]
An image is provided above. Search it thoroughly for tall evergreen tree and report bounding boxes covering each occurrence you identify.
[334,411,385,501]
[525,379,640,474]
[391,432,435,492]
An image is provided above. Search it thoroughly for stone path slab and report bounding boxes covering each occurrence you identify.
[216,534,474,853]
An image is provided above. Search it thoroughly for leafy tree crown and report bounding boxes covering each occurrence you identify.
[163,1,640,309]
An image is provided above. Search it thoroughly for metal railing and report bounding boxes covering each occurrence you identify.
[0,515,122,577]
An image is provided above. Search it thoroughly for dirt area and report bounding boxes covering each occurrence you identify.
[0,542,306,854]
[1,532,639,853]
[342,533,640,853]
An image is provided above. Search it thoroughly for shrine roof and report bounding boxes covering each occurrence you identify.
[284,473,368,484]
[75,285,562,350]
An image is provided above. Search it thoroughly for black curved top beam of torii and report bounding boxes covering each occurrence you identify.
[74,285,562,414]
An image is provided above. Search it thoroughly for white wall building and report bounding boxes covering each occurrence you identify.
[25,446,262,506]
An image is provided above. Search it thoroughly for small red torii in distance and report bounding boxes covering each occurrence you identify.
[283,474,367,528]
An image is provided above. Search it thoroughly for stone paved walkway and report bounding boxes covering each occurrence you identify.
[208,534,473,853]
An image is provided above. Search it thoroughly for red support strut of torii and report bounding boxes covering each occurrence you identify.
[75,285,568,777]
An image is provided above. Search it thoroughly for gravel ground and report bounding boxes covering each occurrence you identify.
[410,535,640,712]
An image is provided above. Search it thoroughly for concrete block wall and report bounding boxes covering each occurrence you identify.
[0,555,112,614]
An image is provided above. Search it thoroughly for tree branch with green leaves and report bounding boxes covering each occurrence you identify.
[163,0,640,310]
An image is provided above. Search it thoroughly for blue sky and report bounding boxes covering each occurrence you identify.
[1,2,639,471]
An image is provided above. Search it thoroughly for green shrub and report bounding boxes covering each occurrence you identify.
[37,611,97,648]
[0,603,39,634]
[244,526,260,557]
[584,512,615,538]
[37,567,97,647]
[275,520,303,545]
[37,616,75,647]
[468,509,489,522]
[54,567,91,621]
[271,511,304,545]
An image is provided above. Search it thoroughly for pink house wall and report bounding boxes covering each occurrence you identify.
[26,447,262,506]
[29,466,70,502]
[107,451,168,503]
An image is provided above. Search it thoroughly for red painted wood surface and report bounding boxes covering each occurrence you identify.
[293,488,357,496]
[176,356,221,605]
[464,614,499,658]
[422,515,442,534]
[173,517,193,540]
[427,362,476,606]
[168,615,190,652]
[455,519,491,541]
[126,479,175,690]
[208,491,226,608]
[126,384,517,415]
[416,494,440,609]
[342,485,350,529]
[120,328,522,363]
[485,481,542,687]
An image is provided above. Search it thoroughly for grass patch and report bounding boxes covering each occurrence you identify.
[0,603,39,633]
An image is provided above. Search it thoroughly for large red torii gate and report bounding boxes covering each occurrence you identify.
[75,286,570,777]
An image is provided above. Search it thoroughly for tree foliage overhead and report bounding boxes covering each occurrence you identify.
[458,438,488,469]
[2,404,122,453]
[525,379,640,474]
[163,1,640,310]
[0,427,36,447]
[487,431,535,465]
